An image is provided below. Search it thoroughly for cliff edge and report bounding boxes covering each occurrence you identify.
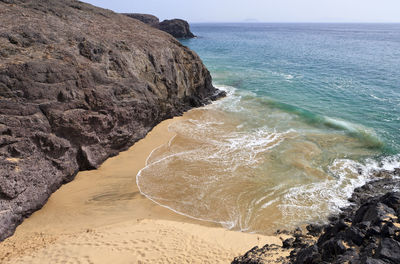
[159,19,196,39]
[124,13,196,39]
[123,13,160,28]
[0,0,223,241]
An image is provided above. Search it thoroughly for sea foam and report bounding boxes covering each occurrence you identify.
[137,85,396,233]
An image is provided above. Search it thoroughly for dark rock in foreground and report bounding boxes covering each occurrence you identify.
[124,13,196,39]
[0,0,224,241]
[233,174,400,264]
[232,244,287,264]
[159,19,196,39]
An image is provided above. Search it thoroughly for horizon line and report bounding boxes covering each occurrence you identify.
[188,21,400,24]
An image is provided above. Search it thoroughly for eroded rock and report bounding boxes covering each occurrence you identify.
[123,13,160,28]
[159,19,196,39]
[0,0,224,241]
[124,13,196,39]
[233,176,400,264]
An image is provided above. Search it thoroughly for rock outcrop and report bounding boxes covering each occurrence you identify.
[123,13,160,28]
[159,19,196,39]
[124,14,196,39]
[233,170,400,264]
[0,0,224,241]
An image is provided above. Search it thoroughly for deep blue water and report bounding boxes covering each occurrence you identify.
[182,23,400,154]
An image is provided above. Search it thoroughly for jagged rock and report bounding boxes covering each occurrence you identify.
[123,13,160,28]
[233,177,400,264]
[376,238,400,263]
[353,202,396,225]
[367,225,382,237]
[380,192,400,212]
[123,14,196,39]
[282,238,295,249]
[320,239,347,261]
[364,257,390,264]
[293,245,320,264]
[0,0,224,241]
[159,19,196,39]
[231,244,283,264]
[317,219,349,247]
[345,226,366,246]
[306,223,323,237]
[350,179,400,206]
[381,222,398,237]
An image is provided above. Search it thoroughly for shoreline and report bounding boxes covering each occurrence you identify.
[1,104,398,264]
[0,112,287,263]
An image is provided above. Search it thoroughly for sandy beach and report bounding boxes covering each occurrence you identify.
[2,1,400,263]
[0,113,287,264]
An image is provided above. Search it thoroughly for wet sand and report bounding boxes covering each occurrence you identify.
[0,114,287,264]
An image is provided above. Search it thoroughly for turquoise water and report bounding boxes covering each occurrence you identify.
[183,23,400,153]
[137,24,400,233]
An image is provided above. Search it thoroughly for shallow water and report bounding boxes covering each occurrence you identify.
[137,24,400,233]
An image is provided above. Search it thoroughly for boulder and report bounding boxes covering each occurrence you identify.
[376,238,400,263]
[231,244,283,264]
[293,245,321,264]
[320,239,347,261]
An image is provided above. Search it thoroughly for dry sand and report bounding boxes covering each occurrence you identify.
[0,114,289,264]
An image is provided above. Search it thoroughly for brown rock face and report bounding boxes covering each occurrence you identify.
[123,13,160,28]
[0,0,224,241]
[123,14,196,39]
[159,19,196,39]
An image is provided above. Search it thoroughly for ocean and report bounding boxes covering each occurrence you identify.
[137,23,400,234]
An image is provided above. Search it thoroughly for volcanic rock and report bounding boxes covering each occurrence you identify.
[0,0,224,241]
[231,244,284,264]
[159,19,196,39]
[123,13,160,28]
[123,14,196,39]
[376,238,400,263]
[232,176,400,264]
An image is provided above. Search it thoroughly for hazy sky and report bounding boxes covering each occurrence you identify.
[82,0,400,23]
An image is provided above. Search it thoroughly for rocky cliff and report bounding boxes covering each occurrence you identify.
[0,0,224,241]
[124,14,196,39]
[123,13,160,28]
[159,19,196,39]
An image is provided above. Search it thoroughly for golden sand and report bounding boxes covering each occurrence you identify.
[0,114,288,264]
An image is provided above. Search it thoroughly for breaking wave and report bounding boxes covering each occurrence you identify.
[137,86,399,233]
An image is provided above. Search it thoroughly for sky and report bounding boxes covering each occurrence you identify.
[81,0,400,23]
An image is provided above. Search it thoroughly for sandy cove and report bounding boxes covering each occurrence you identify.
[0,112,288,264]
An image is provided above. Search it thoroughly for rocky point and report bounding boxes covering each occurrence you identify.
[233,170,400,264]
[124,13,196,39]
